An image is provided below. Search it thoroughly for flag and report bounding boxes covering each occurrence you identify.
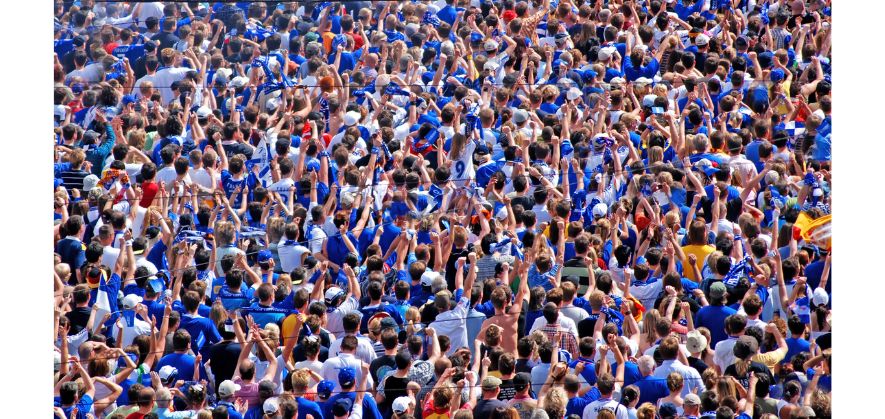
[93,273,112,334]
[723,255,753,288]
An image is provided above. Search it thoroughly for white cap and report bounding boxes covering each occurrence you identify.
[325,287,345,303]
[642,94,657,108]
[392,396,413,414]
[420,271,440,287]
[598,46,616,61]
[513,109,529,124]
[54,351,62,372]
[592,203,609,218]
[218,380,242,398]
[215,67,233,81]
[610,77,626,86]
[344,111,361,126]
[82,174,100,192]
[484,39,499,52]
[635,77,653,86]
[158,365,178,381]
[696,34,710,46]
[265,96,281,112]
[229,76,249,88]
[263,397,280,414]
[483,61,500,71]
[122,294,143,310]
[812,287,829,306]
[196,106,212,119]
[566,88,582,101]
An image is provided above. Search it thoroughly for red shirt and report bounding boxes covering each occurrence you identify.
[140,181,159,208]
[104,42,119,55]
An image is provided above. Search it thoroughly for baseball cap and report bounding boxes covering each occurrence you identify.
[158,365,178,383]
[695,33,710,46]
[218,380,241,398]
[684,393,701,406]
[770,68,786,83]
[592,203,609,218]
[380,317,399,332]
[710,282,727,299]
[82,174,100,192]
[143,41,157,53]
[483,61,500,72]
[392,396,412,414]
[230,76,249,88]
[257,250,273,263]
[338,366,356,388]
[344,111,361,126]
[513,372,531,392]
[317,380,335,399]
[484,39,499,52]
[659,402,678,418]
[196,106,212,119]
[598,46,616,61]
[72,36,86,47]
[481,376,502,390]
[733,335,759,359]
[122,94,138,106]
[812,287,829,306]
[513,109,529,123]
[332,398,354,417]
[325,287,345,304]
[420,271,440,287]
[122,294,143,310]
[566,87,582,101]
[263,397,280,415]
[642,94,657,108]
[686,330,708,354]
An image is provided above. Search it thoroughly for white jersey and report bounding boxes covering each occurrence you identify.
[450,140,477,187]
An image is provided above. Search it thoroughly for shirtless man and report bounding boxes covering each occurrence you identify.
[480,260,530,355]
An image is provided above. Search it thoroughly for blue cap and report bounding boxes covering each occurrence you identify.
[470,32,484,43]
[257,250,273,263]
[659,402,678,418]
[770,68,785,83]
[317,380,335,398]
[555,32,569,40]
[54,178,63,189]
[148,279,165,293]
[122,94,137,106]
[579,69,598,82]
[332,398,354,417]
[338,367,356,388]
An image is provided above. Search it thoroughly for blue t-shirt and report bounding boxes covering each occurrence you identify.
[54,394,94,419]
[694,305,737,347]
[156,352,206,381]
[635,375,671,405]
[784,337,810,365]
[296,396,324,419]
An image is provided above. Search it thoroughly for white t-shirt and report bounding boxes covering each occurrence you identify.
[583,398,629,419]
[190,167,217,191]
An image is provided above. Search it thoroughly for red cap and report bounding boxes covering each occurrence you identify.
[502,10,517,22]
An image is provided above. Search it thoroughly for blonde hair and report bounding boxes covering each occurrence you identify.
[215,221,236,246]
[542,387,567,419]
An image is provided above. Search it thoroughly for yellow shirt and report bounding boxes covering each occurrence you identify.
[753,347,787,371]
[681,244,715,282]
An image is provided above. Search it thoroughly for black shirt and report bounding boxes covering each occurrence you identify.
[514,358,533,375]
[498,378,516,401]
[369,354,396,384]
[445,247,471,291]
[687,356,709,376]
[379,374,410,414]
[473,398,508,418]
[723,361,772,389]
[208,340,242,391]
[151,31,180,51]
[65,307,91,335]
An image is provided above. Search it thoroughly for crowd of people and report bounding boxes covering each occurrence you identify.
[52,1,833,418]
